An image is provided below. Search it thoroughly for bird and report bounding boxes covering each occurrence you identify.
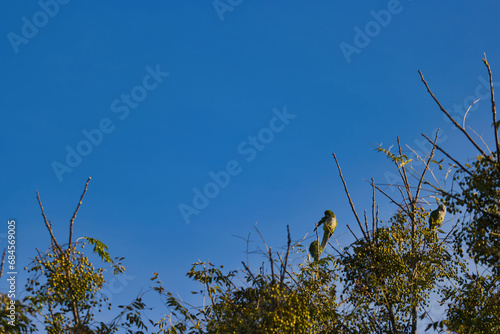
[429,204,446,230]
[309,240,323,262]
[315,210,337,250]
[310,210,337,261]
[314,210,337,233]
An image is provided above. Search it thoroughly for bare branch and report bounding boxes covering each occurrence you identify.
[482,54,500,164]
[363,210,371,243]
[36,191,63,254]
[0,248,5,279]
[346,224,359,242]
[280,225,291,288]
[468,126,492,155]
[371,179,376,234]
[268,247,275,283]
[415,130,439,201]
[419,70,491,159]
[463,98,480,129]
[398,186,411,214]
[374,185,407,213]
[406,144,446,194]
[275,251,299,287]
[327,238,346,258]
[421,133,473,176]
[254,223,270,254]
[241,261,257,284]
[332,153,369,240]
[69,177,92,247]
[245,232,251,280]
[397,137,413,207]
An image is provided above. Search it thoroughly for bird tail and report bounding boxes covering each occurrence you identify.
[321,232,332,249]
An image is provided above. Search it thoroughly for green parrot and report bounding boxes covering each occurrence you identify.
[309,240,323,262]
[313,210,337,249]
[429,204,446,230]
[314,210,337,233]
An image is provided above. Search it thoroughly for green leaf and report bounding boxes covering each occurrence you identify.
[82,237,113,263]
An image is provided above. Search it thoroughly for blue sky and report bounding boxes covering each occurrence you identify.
[1,0,500,327]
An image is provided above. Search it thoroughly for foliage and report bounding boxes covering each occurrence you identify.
[448,154,500,272]
[24,243,108,333]
[1,177,151,334]
[0,292,37,333]
[418,56,500,333]
[152,233,341,333]
[440,154,500,332]
[156,57,500,334]
[339,208,456,333]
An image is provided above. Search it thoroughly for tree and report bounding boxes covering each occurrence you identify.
[151,227,341,333]
[418,55,500,332]
[154,144,459,333]
[154,57,499,333]
[1,177,151,334]
[334,142,459,333]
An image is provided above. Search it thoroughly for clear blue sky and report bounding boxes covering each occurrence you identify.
[1,0,500,326]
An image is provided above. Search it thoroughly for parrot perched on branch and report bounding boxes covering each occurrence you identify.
[429,204,446,230]
[314,210,337,233]
[309,240,323,262]
[309,210,337,261]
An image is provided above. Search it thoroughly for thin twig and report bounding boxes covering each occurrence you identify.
[254,223,269,254]
[406,144,446,194]
[482,54,500,164]
[280,225,291,288]
[419,70,491,160]
[330,237,346,258]
[268,247,275,283]
[364,210,371,242]
[69,177,91,247]
[0,248,5,278]
[374,185,406,213]
[421,133,473,176]
[398,187,410,214]
[332,153,369,240]
[468,126,492,155]
[245,232,251,281]
[36,191,63,254]
[241,261,257,284]
[397,137,413,208]
[275,251,299,287]
[463,99,480,129]
[346,224,359,242]
[371,179,376,234]
[415,130,439,201]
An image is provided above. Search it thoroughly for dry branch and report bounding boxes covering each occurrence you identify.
[332,153,369,241]
[69,176,91,246]
[36,191,63,254]
[482,54,500,165]
[418,70,491,160]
